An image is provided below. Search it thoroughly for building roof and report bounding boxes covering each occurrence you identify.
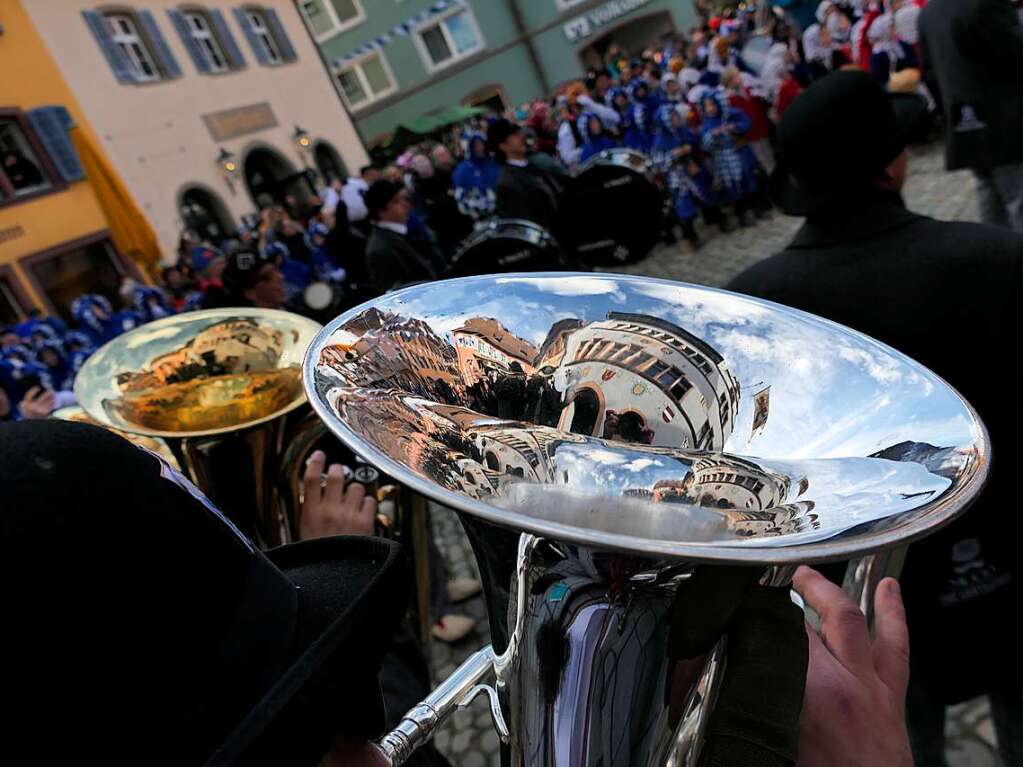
[452,317,538,364]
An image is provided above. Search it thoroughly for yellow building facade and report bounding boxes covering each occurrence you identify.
[0,0,153,324]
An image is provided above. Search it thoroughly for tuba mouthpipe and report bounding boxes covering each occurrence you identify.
[377,645,498,766]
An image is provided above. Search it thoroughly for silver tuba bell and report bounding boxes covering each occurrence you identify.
[304,273,988,766]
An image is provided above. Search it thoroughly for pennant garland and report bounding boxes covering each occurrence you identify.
[332,0,468,66]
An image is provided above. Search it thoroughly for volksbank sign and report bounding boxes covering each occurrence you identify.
[563,0,655,42]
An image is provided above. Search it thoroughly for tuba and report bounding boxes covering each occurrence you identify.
[74,308,323,548]
[303,273,989,766]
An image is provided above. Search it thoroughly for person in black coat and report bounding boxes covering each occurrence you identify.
[919,0,1023,231]
[490,118,568,237]
[363,180,445,296]
[726,70,1023,766]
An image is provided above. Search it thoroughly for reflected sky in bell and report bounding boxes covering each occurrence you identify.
[380,275,981,459]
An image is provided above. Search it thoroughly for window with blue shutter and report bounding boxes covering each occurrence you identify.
[24,107,86,184]
[137,10,182,78]
[81,10,136,84]
[234,7,295,66]
[211,10,246,70]
[167,9,211,74]
[234,7,271,66]
[263,9,297,63]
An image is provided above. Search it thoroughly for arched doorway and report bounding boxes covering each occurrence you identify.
[568,388,601,436]
[313,141,348,184]
[243,146,312,209]
[577,11,677,69]
[179,186,234,242]
[463,84,508,115]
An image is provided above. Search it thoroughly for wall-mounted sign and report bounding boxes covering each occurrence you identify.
[0,225,26,246]
[202,102,278,142]
[563,0,654,42]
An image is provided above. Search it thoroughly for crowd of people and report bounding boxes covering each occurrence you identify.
[0,0,956,422]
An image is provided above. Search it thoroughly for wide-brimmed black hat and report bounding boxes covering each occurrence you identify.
[364,179,403,220]
[222,248,277,294]
[0,420,408,766]
[770,70,928,216]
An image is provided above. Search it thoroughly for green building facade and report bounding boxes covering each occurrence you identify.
[295,0,697,147]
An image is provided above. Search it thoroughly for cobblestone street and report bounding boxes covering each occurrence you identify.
[426,142,1000,767]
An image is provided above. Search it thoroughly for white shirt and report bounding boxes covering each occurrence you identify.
[377,221,408,236]
[342,176,369,222]
[507,158,529,168]
[320,185,341,215]
[576,95,621,128]
[557,121,582,168]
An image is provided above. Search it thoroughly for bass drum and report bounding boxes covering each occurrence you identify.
[447,218,570,277]
[563,148,663,265]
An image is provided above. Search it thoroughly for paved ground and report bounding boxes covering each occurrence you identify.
[426,142,1000,766]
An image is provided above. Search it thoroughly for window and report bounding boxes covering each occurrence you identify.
[24,237,129,322]
[300,0,364,40]
[246,10,281,63]
[185,12,228,71]
[106,13,161,81]
[336,51,396,109]
[415,7,483,72]
[0,269,30,325]
[0,118,55,202]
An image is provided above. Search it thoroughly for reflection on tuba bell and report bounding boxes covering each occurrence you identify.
[74,308,323,548]
[303,273,989,766]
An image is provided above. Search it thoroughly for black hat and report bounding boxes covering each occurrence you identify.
[364,179,403,220]
[486,117,521,154]
[222,248,277,295]
[770,70,927,215]
[0,420,408,765]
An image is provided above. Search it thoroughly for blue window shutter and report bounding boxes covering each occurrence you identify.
[211,10,246,70]
[234,7,270,66]
[25,107,86,183]
[137,10,182,78]
[263,9,297,63]
[81,10,136,84]
[167,9,210,74]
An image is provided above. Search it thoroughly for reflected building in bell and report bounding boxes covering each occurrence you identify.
[555,312,741,450]
[320,313,461,401]
[452,316,538,386]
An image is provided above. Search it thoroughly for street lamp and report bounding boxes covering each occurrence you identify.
[217,147,238,192]
[293,125,312,151]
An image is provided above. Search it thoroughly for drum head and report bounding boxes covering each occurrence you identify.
[304,282,334,310]
[563,158,663,266]
[304,274,989,564]
[448,220,568,277]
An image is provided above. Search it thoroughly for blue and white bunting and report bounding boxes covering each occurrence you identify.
[332,0,469,66]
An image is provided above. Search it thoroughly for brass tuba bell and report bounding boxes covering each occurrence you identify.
[74,308,322,547]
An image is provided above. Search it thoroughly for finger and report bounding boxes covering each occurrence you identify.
[303,450,326,502]
[324,463,345,508]
[872,577,910,698]
[360,495,377,517]
[26,386,41,400]
[342,479,367,514]
[356,497,378,536]
[793,566,873,675]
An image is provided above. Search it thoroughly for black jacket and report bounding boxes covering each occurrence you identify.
[919,0,1023,171]
[727,190,1023,702]
[494,162,565,234]
[364,225,441,296]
